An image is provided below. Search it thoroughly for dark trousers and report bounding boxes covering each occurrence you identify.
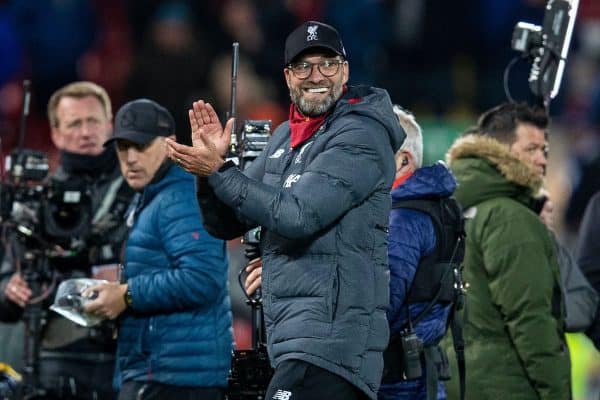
[265,359,369,400]
[37,356,117,399]
[118,381,225,400]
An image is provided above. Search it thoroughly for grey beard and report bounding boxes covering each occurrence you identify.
[290,84,343,117]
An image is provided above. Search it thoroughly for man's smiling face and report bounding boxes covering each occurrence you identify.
[284,51,349,117]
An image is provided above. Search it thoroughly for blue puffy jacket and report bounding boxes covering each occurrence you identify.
[379,162,456,400]
[116,164,233,388]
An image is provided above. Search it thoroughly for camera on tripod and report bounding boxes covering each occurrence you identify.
[0,80,101,400]
[1,148,92,255]
[238,120,271,171]
[227,119,274,400]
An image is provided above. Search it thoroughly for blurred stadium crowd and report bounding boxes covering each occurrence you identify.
[0,0,599,398]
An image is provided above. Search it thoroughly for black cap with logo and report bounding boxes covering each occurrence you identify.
[104,98,175,146]
[284,21,346,65]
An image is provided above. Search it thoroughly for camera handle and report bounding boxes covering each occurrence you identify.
[249,288,265,350]
[19,250,48,400]
[237,240,267,350]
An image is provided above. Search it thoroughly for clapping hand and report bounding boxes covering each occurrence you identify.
[165,100,234,177]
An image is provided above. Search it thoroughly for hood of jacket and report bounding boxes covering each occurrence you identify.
[391,161,456,202]
[445,134,542,209]
[328,85,406,154]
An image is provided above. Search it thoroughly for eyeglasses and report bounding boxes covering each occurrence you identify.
[287,59,345,79]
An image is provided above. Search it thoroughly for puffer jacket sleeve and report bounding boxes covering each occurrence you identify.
[208,116,392,239]
[197,176,250,240]
[128,188,227,313]
[387,208,436,334]
[482,213,570,400]
[197,136,272,240]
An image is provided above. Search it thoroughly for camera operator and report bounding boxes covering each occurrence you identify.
[83,99,233,400]
[167,21,405,400]
[0,81,134,399]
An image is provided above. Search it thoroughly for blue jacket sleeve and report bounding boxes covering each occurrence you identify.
[209,119,393,239]
[128,190,228,314]
[387,208,436,333]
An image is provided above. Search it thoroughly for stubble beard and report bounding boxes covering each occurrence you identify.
[290,80,343,117]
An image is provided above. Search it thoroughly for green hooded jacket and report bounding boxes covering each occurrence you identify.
[444,134,570,399]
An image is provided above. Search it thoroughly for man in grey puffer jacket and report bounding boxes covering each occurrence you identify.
[167,21,405,400]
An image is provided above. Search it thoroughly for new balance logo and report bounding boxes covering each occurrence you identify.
[269,148,285,159]
[273,389,292,400]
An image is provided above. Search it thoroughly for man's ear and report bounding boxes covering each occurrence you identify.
[341,61,349,85]
[396,151,415,171]
[284,68,292,89]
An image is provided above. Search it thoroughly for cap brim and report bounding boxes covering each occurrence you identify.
[104,130,157,147]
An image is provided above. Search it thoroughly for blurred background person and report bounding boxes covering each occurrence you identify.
[125,1,213,146]
[208,54,286,128]
[577,190,600,350]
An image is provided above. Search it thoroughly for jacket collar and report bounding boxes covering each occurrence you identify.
[446,134,542,194]
[139,161,187,207]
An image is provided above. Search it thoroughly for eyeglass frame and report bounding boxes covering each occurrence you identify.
[286,57,347,80]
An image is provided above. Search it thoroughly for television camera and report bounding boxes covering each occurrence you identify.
[227,120,273,400]
[509,0,579,107]
[0,81,93,400]
[1,149,92,255]
[225,43,274,400]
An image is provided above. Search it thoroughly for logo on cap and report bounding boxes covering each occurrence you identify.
[307,25,318,42]
[120,109,137,129]
[157,119,171,129]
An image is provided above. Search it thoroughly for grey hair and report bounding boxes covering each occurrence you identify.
[393,104,423,168]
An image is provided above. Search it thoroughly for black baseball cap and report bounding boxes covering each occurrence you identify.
[284,21,346,65]
[104,98,175,146]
